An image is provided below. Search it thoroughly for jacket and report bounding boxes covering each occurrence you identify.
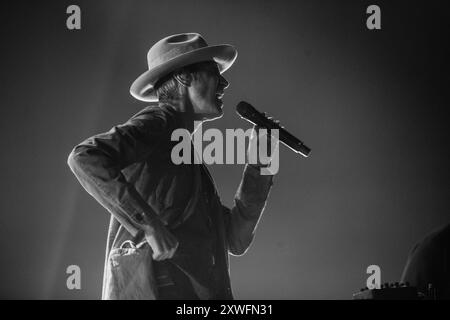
[67,104,274,299]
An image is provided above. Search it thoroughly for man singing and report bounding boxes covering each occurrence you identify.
[67,33,277,299]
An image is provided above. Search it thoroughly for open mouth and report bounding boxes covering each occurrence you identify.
[216,92,224,99]
[215,93,224,108]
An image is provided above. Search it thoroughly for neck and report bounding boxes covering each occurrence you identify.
[158,96,203,134]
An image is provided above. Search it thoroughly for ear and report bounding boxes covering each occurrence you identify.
[174,72,192,88]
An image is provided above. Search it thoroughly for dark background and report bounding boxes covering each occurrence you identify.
[1,0,449,299]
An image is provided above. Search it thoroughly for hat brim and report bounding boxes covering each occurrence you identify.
[130,44,237,102]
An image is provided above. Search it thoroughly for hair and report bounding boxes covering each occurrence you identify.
[154,61,217,101]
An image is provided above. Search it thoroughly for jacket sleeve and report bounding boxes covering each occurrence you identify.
[223,164,274,256]
[67,107,168,237]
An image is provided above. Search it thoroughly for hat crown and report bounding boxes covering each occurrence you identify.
[147,33,208,69]
[130,32,237,102]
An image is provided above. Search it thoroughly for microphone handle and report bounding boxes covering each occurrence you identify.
[252,110,311,157]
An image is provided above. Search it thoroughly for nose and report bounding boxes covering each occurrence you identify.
[218,75,229,90]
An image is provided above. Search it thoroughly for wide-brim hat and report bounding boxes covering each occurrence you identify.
[130,33,238,102]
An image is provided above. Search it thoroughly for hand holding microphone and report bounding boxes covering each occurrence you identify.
[247,122,280,170]
[236,101,311,158]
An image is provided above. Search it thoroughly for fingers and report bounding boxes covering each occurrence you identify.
[146,228,179,261]
[168,241,179,259]
[152,246,177,260]
[152,243,177,261]
[163,236,179,260]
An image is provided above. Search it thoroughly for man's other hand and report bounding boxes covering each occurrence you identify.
[143,221,179,261]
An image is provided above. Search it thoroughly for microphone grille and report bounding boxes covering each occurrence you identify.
[236,101,256,118]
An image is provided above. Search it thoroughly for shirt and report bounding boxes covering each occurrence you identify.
[67,104,274,299]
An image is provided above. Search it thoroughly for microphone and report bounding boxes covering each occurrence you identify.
[236,101,311,157]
